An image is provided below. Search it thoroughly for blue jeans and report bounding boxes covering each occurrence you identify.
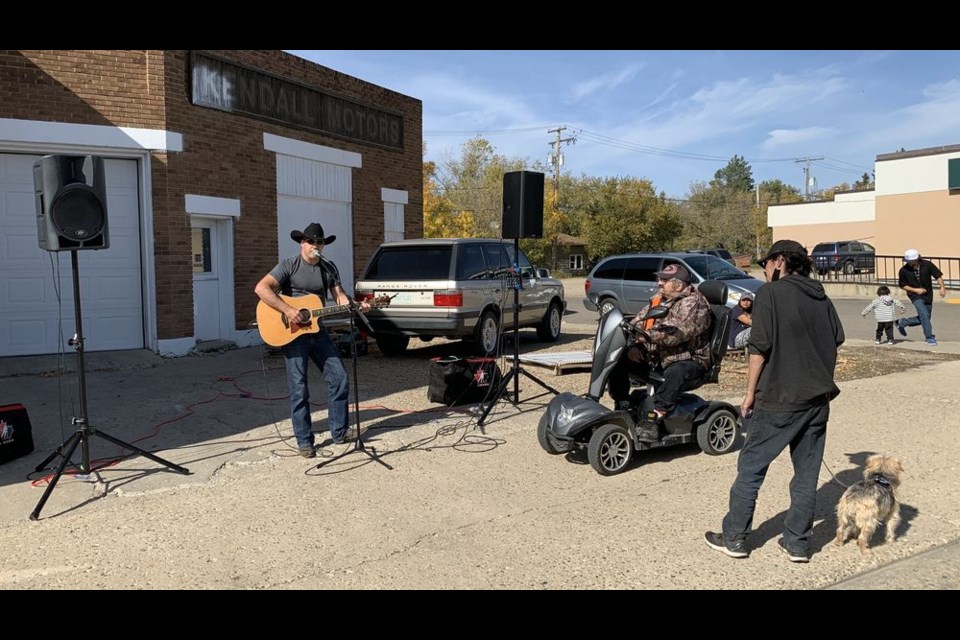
[281,331,349,448]
[722,402,829,554]
[901,298,934,340]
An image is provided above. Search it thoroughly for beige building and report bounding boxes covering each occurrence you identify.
[768,144,960,259]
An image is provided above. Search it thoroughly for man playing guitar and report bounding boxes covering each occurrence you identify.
[255,222,371,457]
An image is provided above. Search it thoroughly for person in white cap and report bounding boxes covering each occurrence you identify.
[897,249,946,346]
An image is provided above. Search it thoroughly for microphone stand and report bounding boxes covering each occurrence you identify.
[316,296,391,471]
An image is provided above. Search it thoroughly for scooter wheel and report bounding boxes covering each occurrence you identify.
[696,408,739,455]
[588,423,634,475]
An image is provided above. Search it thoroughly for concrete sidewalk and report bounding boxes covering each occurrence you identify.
[1,338,958,589]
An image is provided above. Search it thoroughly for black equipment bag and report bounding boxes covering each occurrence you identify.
[428,356,502,405]
[0,403,35,465]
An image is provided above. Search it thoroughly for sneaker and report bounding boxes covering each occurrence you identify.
[704,531,749,558]
[926,338,938,346]
[875,339,882,345]
[778,538,809,563]
[298,445,317,458]
[896,321,907,337]
[887,340,895,345]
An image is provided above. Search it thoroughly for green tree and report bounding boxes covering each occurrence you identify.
[757,179,802,204]
[570,176,682,264]
[853,172,875,190]
[710,155,754,192]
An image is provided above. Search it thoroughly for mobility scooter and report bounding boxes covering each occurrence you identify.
[538,280,741,475]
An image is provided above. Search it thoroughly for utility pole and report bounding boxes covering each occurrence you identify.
[795,157,824,201]
[547,126,576,192]
[547,127,576,272]
[755,184,761,259]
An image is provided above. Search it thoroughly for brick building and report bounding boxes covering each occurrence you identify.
[0,50,422,357]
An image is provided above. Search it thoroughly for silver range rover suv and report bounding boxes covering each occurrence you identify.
[354,238,565,356]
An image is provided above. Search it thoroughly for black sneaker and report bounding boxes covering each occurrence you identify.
[778,538,809,563]
[896,321,907,337]
[298,445,317,458]
[704,531,749,558]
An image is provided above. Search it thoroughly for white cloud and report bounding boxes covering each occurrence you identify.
[570,64,644,100]
[762,127,832,150]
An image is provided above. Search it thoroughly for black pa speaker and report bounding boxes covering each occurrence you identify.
[33,155,109,251]
[502,170,544,238]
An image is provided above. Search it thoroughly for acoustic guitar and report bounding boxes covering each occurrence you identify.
[256,293,391,347]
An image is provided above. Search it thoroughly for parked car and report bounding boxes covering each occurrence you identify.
[355,238,566,356]
[583,252,765,315]
[685,247,736,266]
[810,241,876,276]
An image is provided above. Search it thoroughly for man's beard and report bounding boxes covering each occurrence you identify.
[310,248,322,259]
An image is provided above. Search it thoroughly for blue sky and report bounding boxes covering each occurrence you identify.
[287,50,960,199]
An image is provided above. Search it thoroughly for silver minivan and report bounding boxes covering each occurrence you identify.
[355,238,565,356]
[584,252,765,315]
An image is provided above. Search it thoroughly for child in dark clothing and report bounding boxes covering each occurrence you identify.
[861,285,905,345]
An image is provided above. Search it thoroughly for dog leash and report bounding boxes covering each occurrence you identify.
[820,458,850,489]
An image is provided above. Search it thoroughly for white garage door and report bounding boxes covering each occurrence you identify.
[0,153,143,356]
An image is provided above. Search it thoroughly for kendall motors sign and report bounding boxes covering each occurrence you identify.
[190,51,403,150]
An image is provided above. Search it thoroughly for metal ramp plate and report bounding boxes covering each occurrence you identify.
[518,351,593,375]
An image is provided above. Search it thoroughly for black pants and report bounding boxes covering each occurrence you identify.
[875,321,894,342]
[608,345,705,412]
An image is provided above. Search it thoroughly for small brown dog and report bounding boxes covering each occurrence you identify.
[835,454,904,554]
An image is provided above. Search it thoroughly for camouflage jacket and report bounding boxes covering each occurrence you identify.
[635,287,712,368]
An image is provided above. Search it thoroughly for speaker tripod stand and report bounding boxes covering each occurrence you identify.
[30,251,190,521]
[477,238,559,427]
[316,299,391,471]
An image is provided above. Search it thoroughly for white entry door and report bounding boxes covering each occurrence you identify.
[191,216,234,342]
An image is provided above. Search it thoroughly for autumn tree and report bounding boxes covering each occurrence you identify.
[423,160,473,238]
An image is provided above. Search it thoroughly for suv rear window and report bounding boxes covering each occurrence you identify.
[813,243,833,253]
[364,246,453,280]
[593,257,628,280]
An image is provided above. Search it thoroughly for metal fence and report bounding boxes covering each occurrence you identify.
[812,254,960,290]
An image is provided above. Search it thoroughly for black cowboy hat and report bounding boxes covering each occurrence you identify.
[290,222,336,246]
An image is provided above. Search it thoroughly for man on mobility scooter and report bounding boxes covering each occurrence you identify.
[538,266,740,476]
[608,263,711,443]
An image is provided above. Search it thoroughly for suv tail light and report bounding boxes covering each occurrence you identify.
[434,290,463,307]
[584,279,592,294]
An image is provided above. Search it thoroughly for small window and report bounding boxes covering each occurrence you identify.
[191,227,212,274]
[949,158,960,190]
[592,257,628,280]
[483,243,510,274]
[569,254,583,271]
[623,256,660,282]
[457,243,488,280]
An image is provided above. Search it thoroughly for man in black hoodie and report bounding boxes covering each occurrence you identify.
[705,240,844,563]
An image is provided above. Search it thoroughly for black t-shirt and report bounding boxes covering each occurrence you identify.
[898,259,943,303]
